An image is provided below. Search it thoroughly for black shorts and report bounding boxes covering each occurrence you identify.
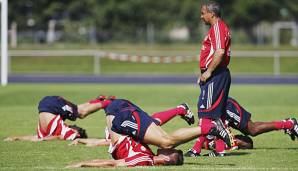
[38,96,78,121]
[225,97,251,134]
[198,68,231,119]
[110,103,159,142]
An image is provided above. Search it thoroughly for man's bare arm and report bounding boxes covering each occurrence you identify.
[69,138,110,147]
[66,159,126,168]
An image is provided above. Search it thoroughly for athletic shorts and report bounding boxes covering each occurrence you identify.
[38,96,78,121]
[198,68,231,119]
[104,99,143,116]
[111,136,154,167]
[225,97,251,133]
[111,108,159,142]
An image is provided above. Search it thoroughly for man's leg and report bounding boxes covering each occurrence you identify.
[151,103,194,126]
[246,119,294,136]
[142,123,204,149]
[77,96,112,118]
[185,118,211,157]
[143,119,231,149]
[184,136,206,157]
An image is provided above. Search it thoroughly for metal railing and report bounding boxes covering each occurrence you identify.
[8,50,298,76]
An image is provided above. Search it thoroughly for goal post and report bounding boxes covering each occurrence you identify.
[1,0,8,86]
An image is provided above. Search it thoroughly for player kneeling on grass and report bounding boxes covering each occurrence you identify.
[4,95,111,141]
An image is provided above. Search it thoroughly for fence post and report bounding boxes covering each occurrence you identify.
[93,52,101,75]
[273,52,280,76]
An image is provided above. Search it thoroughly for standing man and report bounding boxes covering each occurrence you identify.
[195,1,232,156]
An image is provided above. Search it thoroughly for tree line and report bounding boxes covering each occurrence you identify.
[9,0,298,43]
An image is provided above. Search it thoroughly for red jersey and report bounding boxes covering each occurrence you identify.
[109,136,154,167]
[199,19,231,69]
[37,115,78,140]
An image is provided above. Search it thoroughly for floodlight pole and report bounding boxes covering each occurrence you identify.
[1,0,8,86]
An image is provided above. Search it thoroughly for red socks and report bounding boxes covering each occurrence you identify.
[200,118,213,135]
[274,120,294,129]
[151,107,186,125]
[192,136,206,153]
[215,139,226,153]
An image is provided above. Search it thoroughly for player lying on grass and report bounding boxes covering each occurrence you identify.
[102,97,233,149]
[4,95,111,141]
[67,97,233,168]
[185,97,298,157]
[67,102,194,167]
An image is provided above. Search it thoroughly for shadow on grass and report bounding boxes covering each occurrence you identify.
[184,152,250,166]
[254,147,298,150]
[184,162,236,166]
[226,152,251,156]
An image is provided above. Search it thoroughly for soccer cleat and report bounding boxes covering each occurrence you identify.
[289,118,298,140]
[285,129,295,141]
[208,119,233,148]
[177,103,195,125]
[97,95,107,101]
[107,95,116,100]
[184,149,201,157]
[207,139,216,150]
[284,118,297,141]
[204,150,226,157]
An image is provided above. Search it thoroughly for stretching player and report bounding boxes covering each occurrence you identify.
[4,95,110,141]
[185,97,298,157]
[67,104,193,167]
[67,98,232,168]
[102,97,232,149]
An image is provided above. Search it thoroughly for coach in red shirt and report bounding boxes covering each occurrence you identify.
[187,1,232,157]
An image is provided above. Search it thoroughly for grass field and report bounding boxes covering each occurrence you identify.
[1,84,298,170]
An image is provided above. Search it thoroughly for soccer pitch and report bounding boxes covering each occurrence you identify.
[0,84,298,170]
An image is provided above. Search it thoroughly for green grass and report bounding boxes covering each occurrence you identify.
[1,84,298,170]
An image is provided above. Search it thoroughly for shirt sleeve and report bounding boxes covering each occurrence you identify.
[210,22,227,50]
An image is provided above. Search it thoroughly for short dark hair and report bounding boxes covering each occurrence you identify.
[203,1,221,17]
[157,149,184,165]
[235,135,253,149]
[69,125,88,139]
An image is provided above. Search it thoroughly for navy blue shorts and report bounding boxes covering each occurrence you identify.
[225,97,251,134]
[38,96,78,121]
[104,99,143,116]
[197,68,231,119]
[109,100,159,142]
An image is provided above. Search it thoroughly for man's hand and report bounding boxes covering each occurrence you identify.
[4,137,17,141]
[69,139,81,146]
[199,70,212,83]
[65,162,83,168]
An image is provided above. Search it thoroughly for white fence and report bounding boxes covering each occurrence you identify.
[8,50,298,76]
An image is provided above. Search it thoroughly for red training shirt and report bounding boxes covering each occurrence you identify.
[199,19,231,70]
